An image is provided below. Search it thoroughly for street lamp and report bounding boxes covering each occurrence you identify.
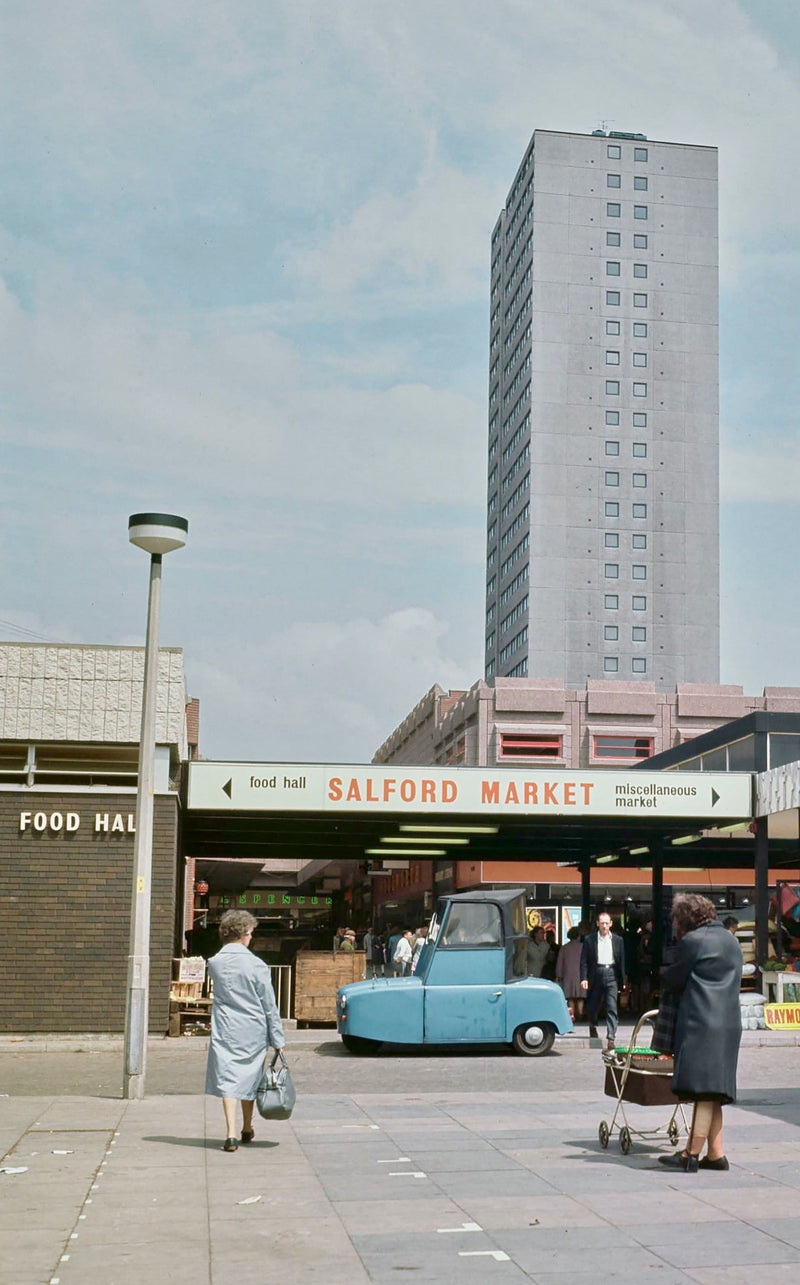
[123,513,188,1100]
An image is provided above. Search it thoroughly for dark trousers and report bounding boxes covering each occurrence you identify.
[587,968,619,1039]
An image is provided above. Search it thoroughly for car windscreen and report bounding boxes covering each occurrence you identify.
[439,901,502,948]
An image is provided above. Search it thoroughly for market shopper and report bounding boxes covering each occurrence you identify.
[580,912,625,1050]
[526,927,550,977]
[555,927,584,1019]
[658,893,742,1173]
[205,910,285,1153]
[393,928,414,976]
[411,925,428,973]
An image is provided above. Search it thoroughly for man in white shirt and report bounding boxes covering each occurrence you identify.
[580,912,626,1051]
[393,929,414,977]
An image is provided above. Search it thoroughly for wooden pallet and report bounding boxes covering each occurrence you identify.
[294,951,365,1025]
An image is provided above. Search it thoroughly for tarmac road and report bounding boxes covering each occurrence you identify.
[1,1028,799,1096]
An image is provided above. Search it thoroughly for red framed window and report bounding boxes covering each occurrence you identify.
[500,733,563,759]
[593,735,653,761]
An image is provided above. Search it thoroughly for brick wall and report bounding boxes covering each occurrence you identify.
[0,791,179,1033]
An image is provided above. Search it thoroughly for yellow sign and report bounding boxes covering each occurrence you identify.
[764,1003,800,1030]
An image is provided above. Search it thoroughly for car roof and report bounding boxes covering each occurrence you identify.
[446,888,525,905]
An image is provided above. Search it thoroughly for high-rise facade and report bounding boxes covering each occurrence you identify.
[485,129,719,688]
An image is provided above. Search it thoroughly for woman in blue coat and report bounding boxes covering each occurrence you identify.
[658,893,742,1173]
[205,910,285,1152]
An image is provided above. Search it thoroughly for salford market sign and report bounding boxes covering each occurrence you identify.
[187,763,752,820]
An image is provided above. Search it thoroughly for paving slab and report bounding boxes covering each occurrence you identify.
[1,1036,800,1282]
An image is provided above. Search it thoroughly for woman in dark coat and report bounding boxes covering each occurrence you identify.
[658,893,742,1173]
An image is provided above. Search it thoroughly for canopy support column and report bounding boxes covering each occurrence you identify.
[754,817,770,967]
[650,841,664,975]
[580,858,592,928]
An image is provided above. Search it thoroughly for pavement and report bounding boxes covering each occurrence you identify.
[2,1025,800,1284]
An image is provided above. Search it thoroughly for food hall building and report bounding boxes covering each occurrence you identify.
[0,643,194,1035]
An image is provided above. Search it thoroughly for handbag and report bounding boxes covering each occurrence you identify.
[256,1049,296,1120]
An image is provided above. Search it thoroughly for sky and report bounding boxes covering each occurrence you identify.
[1,0,799,763]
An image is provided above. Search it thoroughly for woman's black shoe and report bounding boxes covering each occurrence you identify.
[699,1155,729,1170]
[223,1137,238,1152]
[658,1151,698,1172]
[240,1129,255,1144]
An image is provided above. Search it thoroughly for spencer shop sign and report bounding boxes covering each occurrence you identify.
[19,810,136,835]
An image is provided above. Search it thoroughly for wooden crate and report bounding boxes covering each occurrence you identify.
[294,951,365,1025]
[170,980,203,1002]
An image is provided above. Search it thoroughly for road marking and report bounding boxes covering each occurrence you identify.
[438,1222,482,1234]
[342,1124,380,1130]
[459,1251,510,1261]
[390,1171,426,1178]
[377,1157,410,1164]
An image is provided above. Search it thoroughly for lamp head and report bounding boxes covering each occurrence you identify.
[128,513,188,556]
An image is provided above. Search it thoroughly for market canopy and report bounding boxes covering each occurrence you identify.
[182,761,771,881]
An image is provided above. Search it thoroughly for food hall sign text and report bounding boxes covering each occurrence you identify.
[19,810,136,835]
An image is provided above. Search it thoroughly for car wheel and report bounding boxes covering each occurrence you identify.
[511,1022,555,1056]
[341,1034,382,1054]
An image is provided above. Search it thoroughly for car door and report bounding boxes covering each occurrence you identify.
[424,969,506,1041]
[423,900,507,1042]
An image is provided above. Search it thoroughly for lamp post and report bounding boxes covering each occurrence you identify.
[123,513,188,1100]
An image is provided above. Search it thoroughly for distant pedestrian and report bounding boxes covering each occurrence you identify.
[542,929,559,980]
[526,927,550,977]
[387,926,402,977]
[555,927,584,1019]
[393,929,414,977]
[580,912,625,1050]
[371,934,385,977]
[411,926,428,973]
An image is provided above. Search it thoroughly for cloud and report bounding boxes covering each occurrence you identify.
[0,249,486,515]
[286,161,503,302]
[187,607,474,760]
[721,445,800,504]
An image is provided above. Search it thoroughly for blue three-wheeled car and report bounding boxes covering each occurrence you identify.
[337,889,573,1056]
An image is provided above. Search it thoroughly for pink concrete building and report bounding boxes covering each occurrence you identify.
[374,679,800,771]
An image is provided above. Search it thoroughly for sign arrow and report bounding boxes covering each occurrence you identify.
[711,788,720,807]
[222,779,232,799]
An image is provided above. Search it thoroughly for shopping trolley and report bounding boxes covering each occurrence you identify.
[598,1009,690,1155]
